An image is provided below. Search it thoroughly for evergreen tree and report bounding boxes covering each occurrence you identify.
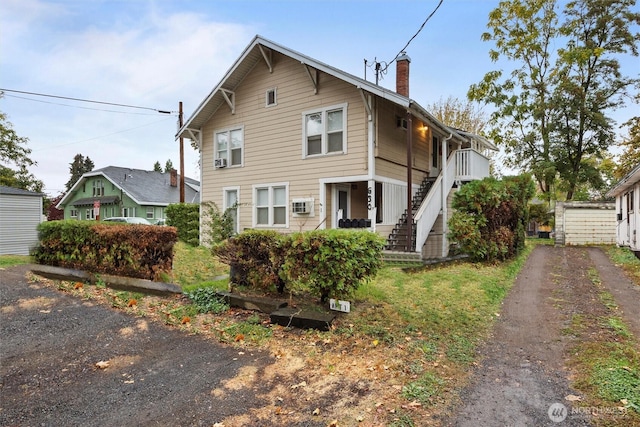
[153,161,162,172]
[65,154,95,191]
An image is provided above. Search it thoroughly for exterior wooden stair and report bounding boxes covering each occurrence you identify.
[384,176,436,252]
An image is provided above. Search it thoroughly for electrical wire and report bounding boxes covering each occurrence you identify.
[0,88,175,114]
[3,93,167,116]
[366,0,445,81]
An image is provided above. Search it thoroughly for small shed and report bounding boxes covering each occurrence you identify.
[554,201,616,246]
[0,186,44,255]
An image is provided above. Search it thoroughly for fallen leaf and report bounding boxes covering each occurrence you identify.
[95,361,110,369]
[74,282,83,289]
[372,340,379,347]
[181,316,190,324]
[291,381,307,389]
[124,380,134,384]
[235,334,244,342]
[312,408,320,416]
[327,420,338,427]
[565,394,582,402]
[128,299,137,307]
[356,415,364,422]
[213,423,225,427]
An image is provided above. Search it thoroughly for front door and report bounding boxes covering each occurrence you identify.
[333,184,350,228]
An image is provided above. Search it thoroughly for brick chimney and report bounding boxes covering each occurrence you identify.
[170,168,177,187]
[396,52,411,97]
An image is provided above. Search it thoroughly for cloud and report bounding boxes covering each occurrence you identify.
[0,0,254,195]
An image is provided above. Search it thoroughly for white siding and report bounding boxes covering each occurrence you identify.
[555,202,616,246]
[0,193,43,255]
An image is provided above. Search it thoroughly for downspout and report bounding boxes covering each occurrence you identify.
[406,111,413,252]
[442,133,453,258]
[360,89,376,232]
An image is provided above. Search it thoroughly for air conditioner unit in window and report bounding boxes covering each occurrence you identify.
[215,158,227,168]
[292,200,311,214]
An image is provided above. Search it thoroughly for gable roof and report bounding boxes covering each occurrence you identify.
[606,163,640,198]
[177,35,497,152]
[57,166,200,208]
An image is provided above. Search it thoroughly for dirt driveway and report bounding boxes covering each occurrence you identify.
[442,245,640,427]
[1,246,638,426]
[0,265,275,427]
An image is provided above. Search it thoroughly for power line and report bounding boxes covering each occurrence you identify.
[366,0,444,83]
[0,88,175,114]
[4,93,167,115]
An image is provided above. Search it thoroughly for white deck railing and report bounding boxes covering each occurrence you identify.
[455,148,490,181]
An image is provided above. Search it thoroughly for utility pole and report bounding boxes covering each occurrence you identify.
[179,101,185,203]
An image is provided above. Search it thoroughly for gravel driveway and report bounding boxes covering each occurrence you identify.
[0,265,273,427]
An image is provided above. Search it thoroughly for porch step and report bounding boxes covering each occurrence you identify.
[382,250,424,265]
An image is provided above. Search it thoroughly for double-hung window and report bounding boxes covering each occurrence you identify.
[93,179,104,197]
[303,104,347,157]
[215,127,243,167]
[254,183,288,227]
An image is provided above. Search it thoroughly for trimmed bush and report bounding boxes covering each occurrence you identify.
[165,203,200,246]
[279,229,385,302]
[32,220,178,280]
[213,230,286,293]
[448,174,535,262]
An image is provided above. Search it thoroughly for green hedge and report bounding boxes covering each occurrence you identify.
[165,203,199,246]
[448,174,535,262]
[214,229,384,302]
[32,220,178,280]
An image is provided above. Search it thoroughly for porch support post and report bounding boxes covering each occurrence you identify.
[442,133,453,258]
[365,92,376,232]
[406,111,413,252]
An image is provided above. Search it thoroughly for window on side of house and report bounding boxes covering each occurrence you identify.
[215,127,243,167]
[70,209,78,218]
[432,136,439,168]
[302,104,347,158]
[146,207,154,219]
[254,183,288,227]
[93,179,104,197]
[123,207,135,218]
[266,88,277,107]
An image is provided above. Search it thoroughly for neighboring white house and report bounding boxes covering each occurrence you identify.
[554,201,616,246]
[0,186,44,255]
[606,163,640,253]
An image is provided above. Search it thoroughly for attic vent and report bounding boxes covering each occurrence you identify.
[292,198,314,215]
[396,116,408,130]
[266,88,277,106]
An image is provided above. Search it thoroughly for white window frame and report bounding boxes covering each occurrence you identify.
[214,126,244,168]
[252,182,289,228]
[301,103,347,158]
[223,186,241,234]
[265,88,277,107]
[70,209,78,218]
[146,207,154,219]
[122,207,136,217]
[92,179,104,197]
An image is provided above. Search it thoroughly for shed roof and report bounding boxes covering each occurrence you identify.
[606,163,640,198]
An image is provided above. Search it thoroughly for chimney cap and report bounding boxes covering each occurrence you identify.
[397,52,411,62]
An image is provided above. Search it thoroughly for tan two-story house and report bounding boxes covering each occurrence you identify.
[178,35,496,260]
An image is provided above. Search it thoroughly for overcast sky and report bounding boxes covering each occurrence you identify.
[1,0,638,196]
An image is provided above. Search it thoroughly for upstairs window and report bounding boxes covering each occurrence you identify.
[215,127,243,167]
[303,104,347,157]
[93,179,104,197]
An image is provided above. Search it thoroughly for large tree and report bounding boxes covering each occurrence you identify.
[615,116,640,179]
[469,0,640,201]
[0,104,43,192]
[65,154,95,191]
[426,96,488,134]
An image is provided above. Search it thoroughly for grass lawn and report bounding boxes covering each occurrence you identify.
[10,239,639,425]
